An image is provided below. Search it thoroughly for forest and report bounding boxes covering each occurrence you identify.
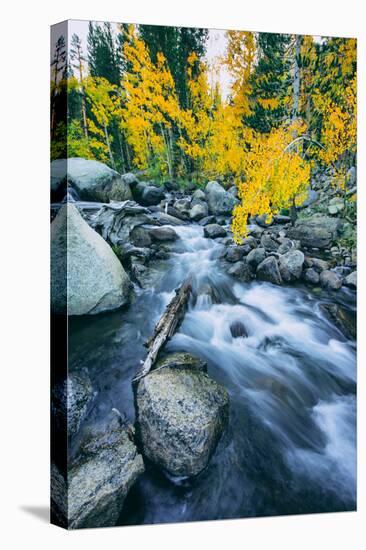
[51,23,356,240]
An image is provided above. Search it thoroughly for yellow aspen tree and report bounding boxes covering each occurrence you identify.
[224,30,256,117]
[121,26,181,177]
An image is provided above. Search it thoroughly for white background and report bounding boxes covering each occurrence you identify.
[1,1,364,548]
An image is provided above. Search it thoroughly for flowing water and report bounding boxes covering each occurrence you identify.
[68,222,356,524]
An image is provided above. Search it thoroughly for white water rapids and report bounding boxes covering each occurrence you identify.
[69,222,356,523]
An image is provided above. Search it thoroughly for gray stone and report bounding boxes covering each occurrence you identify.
[256,256,282,285]
[345,270,357,289]
[227,261,252,282]
[173,198,192,219]
[51,158,133,202]
[129,226,152,248]
[205,180,238,215]
[149,226,178,242]
[304,268,320,285]
[52,371,95,437]
[51,204,131,315]
[228,185,238,198]
[306,257,330,273]
[230,321,248,338]
[278,250,304,282]
[204,224,227,239]
[190,202,209,221]
[192,189,206,202]
[140,185,165,206]
[198,215,216,226]
[260,234,279,251]
[319,270,342,290]
[68,413,145,529]
[225,245,249,263]
[277,238,293,255]
[135,354,229,477]
[286,216,342,249]
[246,247,266,270]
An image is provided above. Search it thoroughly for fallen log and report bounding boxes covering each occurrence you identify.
[133,276,192,384]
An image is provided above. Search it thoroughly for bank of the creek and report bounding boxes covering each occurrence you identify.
[68,219,356,524]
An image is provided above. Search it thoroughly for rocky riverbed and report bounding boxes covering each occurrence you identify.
[51,158,357,527]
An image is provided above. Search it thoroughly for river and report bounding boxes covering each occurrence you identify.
[68,221,356,524]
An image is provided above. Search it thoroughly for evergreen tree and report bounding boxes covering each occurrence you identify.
[87,22,121,85]
[246,32,292,133]
[139,25,208,109]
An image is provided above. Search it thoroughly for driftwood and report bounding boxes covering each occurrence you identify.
[133,276,192,383]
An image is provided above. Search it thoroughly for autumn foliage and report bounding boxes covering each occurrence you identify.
[51,25,357,239]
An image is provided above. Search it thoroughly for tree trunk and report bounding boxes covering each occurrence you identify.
[104,124,116,170]
[133,276,192,383]
[292,35,301,123]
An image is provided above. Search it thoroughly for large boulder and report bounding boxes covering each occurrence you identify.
[205,181,238,215]
[51,204,132,315]
[135,353,229,477]
[51,158,133,202]
[52,371,95,437]
[246,247,266,271]
[190,202,208,221]
[68,413,145,529]
[139,184,165,206]
[286,216,342,249]
[204,223,227,239]
[319,270,342,290]
[278,250,304,282]
[345,270,357,289]
[227,261,252,282]
[256,256,282,285]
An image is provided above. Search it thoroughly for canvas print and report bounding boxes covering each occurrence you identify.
[50,20,357,529]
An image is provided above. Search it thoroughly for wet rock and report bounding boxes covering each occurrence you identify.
[68,413,145,529]
[260,234,279,251]
[51,204,132,315]
[52,371,95,437]
[174,198,191,219]
[278,250,304,282]
[304,268,320,285]
[319,270,342,290]
[190,202,209,221]
[204,224,227,239]
[345,270,357,289]
[198,215,216,226]
[129,226,152,248]
[277,238,293,255]
[139,184,165,206]
[230,321,248,338]
[286,216,342,249]
[321,303,356,340]
[135,354,229,477]
[225,245,249,263]
[246,247,266,270]
[306,257,330,273]
[153,352,207,373]
[205,180,238,215]
[149,226,178,242]
[227,261,252,282]
[256,256,282,285]
[152,212,186,226]
[51,158,133,202]
[192,189,206,202]
[247,224,264,239]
